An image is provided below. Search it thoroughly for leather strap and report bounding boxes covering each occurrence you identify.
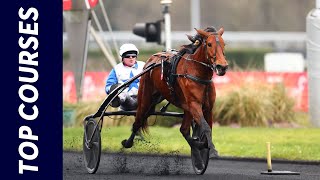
[172,74,212,85]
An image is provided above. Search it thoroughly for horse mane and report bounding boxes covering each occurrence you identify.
[179,26,218,54]
[193,26,217,40]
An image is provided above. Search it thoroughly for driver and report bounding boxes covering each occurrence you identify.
[105,43,145,111]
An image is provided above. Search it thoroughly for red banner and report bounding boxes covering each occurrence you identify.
[63,71,308,111]
[63,72,109,103]
[87,0,99,8]
[212,72,308,111]
[63,0,99,11]
[63,0,72,11]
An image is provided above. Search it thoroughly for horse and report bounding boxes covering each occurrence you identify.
[121,27,228,170]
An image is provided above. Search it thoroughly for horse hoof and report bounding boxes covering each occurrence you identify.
[194,160,205,171]
[192,148,205,170]
[209,148,219,158]
[121,139,133,148]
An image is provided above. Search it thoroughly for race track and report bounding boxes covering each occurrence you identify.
[64,151,320,180]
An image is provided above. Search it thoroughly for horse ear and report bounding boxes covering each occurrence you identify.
[217,27,224,35]
[186,34,195,43]
[195,28,210,38]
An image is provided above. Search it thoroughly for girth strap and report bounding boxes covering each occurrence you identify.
[172,74,213,85]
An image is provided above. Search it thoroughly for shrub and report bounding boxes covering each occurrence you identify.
[63,101,77,110]
[62,99,184,128]
[63,48,271,71]
[268,84,295,123]
[71,101,137,127]
[214,84,272,126]
[73,101,101,126]
[63,83,297,128]
[63,102,78,127]
[213,83,296,127]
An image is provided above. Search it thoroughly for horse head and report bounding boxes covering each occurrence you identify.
[195,27,228,76]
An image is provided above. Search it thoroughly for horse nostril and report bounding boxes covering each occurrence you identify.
[215,65,228,76]
[216,65,228,71]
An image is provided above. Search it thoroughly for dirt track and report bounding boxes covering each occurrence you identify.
[64,151,320,180]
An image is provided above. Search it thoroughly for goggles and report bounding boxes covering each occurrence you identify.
[123,54,137,58]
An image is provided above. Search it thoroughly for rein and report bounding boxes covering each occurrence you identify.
[184,56,216,71]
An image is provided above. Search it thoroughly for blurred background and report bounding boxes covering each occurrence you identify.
[84,0,313,31]
[63,0,319,128]
[63,0,314,71]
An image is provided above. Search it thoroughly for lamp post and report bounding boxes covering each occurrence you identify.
[161,0,172,50]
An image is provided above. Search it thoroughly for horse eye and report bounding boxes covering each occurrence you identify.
[207,43,212,47]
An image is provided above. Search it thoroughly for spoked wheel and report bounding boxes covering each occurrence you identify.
[83,118,101,174]
[191,122,210,175]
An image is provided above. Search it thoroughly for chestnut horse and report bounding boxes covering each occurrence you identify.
[122,27,228,158]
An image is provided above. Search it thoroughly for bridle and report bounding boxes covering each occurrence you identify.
[205,33,225,69]
[173,33,225,85]
[185,33,224,70]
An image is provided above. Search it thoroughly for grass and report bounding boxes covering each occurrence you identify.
[64,126,320,161]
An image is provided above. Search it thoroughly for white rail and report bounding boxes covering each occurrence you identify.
[63,31,306,50]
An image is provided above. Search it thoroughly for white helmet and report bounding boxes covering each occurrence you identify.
[119,43,139,57]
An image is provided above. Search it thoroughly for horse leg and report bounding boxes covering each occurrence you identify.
[180,111,192,144]
[180,111,205,149]
[187,102,216,156]
[121,99,158,148]
[121,105,151,148]
[180,111,206,170]
[121,102,151,149]
[202,106,218,157]
[202,84,218,157]
[121,82,158,148]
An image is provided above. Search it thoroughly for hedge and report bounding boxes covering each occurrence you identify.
[63,48,272,71]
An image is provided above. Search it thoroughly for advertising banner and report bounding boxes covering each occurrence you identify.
[63,72,308,112]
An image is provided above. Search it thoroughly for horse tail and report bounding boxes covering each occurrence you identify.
[140,115,149,135]
[136,71,152,135]
[138,56,159,134]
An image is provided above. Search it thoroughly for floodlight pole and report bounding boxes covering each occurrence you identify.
[161,0,172,50]
[63,2,91,103]
[306,0,320,127]
[190,0,201,30]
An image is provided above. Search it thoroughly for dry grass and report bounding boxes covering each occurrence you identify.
[71,100,136,127]
[214,83,297,127]
[64,83,301,127]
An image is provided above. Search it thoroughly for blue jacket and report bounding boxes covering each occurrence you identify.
[105,61,145,94]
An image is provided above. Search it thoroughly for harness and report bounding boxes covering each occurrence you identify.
[154,33,223,101]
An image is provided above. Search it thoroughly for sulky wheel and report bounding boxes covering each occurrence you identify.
[83,118,101,174]
[191,122,210,175]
